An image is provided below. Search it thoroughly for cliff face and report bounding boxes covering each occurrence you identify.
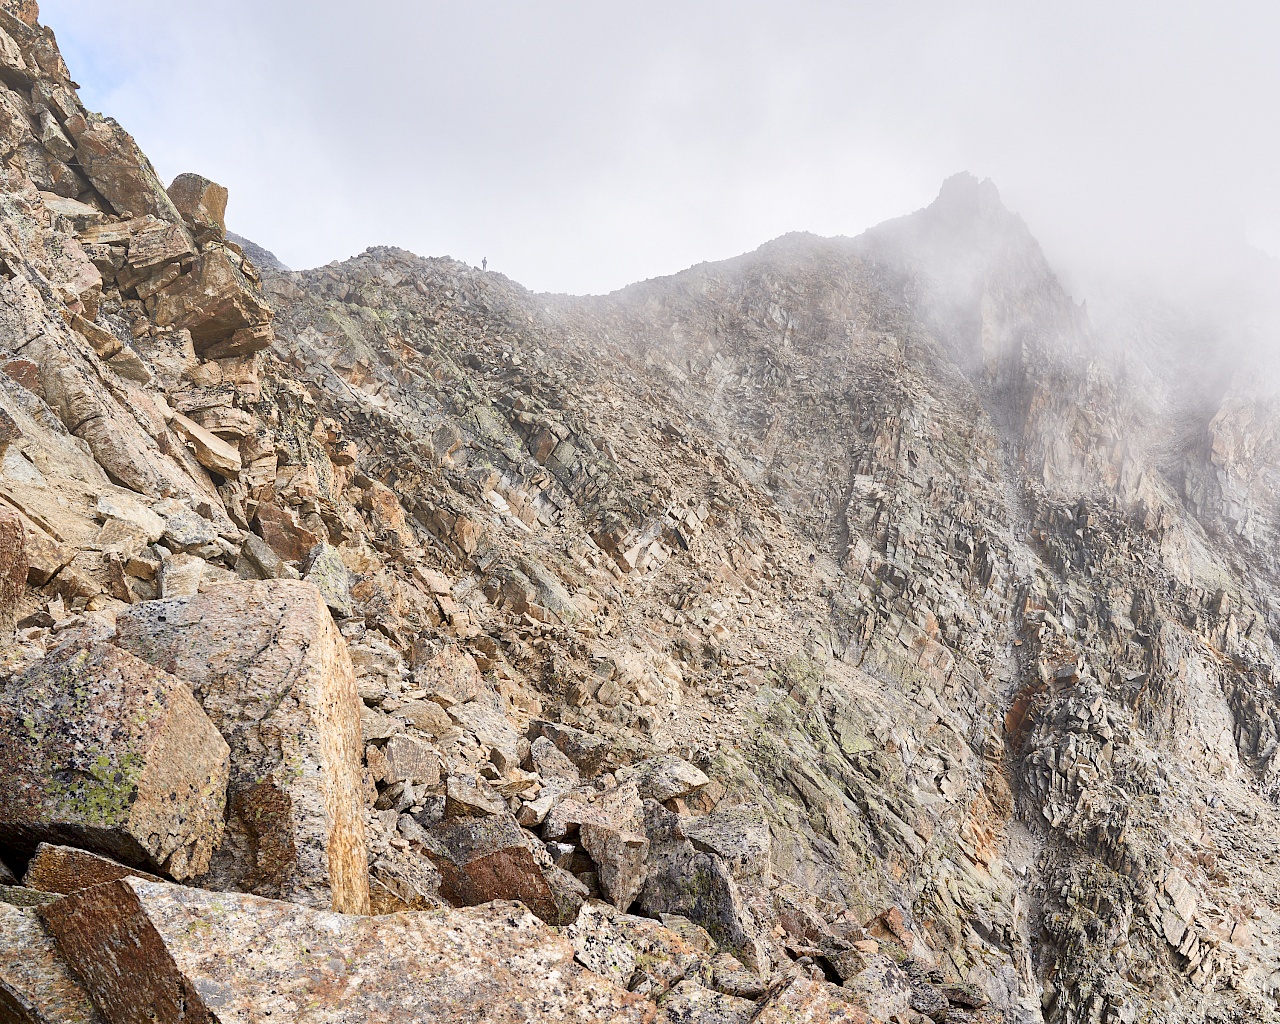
[2,5,1280,1023]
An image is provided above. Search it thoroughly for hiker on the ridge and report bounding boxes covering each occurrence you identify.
[482,257,488,271]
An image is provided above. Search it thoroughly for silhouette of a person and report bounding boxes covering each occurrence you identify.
[482,257,488,271]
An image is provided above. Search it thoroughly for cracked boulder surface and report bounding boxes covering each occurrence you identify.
[2,2,1280,1022]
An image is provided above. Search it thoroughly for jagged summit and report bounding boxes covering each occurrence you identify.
[2,5,1280,1024]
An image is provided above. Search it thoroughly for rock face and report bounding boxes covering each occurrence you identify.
[112,580,370,913]
[40,878,653,1024]
[0,641,229,879]
[5,6,1280,1022]
[0,900,105,1024]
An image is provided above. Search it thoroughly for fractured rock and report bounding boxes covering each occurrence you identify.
[620,754,709,803]
[152,247,271,349]
[113,579,370,913]
[0,505,25,633]
[166,172,228,242]
[658,980,755,1024]
[40,878,654,1023]
[22,842,163,895]
[0,641,229,879]
[0,901,106,1024]
[421,814,563,924]
[581,820,649,912]
[752,974,867,1024]
[682,806,771,883]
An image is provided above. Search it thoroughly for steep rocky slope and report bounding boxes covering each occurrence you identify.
[1,4,1279,1023]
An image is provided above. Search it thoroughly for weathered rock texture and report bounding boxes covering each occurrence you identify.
[113,580,370,913]
[0,641,228,879]
[40,877,653,1024]
[1,5,1280,1022]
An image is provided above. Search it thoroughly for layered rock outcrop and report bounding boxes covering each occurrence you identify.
[3,3,1280,1023]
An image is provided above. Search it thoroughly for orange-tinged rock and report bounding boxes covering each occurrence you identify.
[113,580,370,913]
[41,878,655,1024]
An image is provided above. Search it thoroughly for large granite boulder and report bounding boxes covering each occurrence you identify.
[41,878,655,1023]
[0,641,229,880]
[113,579,370,913]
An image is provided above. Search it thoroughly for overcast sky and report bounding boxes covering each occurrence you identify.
[39,1,1280,296]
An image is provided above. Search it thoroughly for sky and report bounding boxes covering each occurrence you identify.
[39,1,1280,296]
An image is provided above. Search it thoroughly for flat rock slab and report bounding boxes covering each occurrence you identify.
[0,641,228,879]
[23,842,163,895]
[41,877,654,1024]
[113,579,370,913]
[0,900,106,1024]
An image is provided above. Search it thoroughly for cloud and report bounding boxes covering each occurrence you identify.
[40,0,1280,295]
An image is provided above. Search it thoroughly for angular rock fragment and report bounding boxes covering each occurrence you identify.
[0,901,106,1024]
[530,719,612,777]
[301,541,351,616]
[169,410,242,477]
[752,975,868,1024]
[581,820,649,912]
[113,580,370,913]
[22,842,163,895]
[423,813,564,923]
[658,980,755,1024]
[152,247,271,349]
[0,505,25,633]
[620,754,709,803]
[41,878,653,1023]
[570,901,709,999]
[166,172,228,242]
[682,806,771,883]
[0,641,229,879]
[64,110,182,223]
[639,838,770,975]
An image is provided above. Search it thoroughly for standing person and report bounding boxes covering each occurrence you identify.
[482,257,488,271]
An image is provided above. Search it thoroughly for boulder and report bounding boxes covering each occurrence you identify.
[619,754,709,803]
[0,642,228,879]
[383,733,441,786]
[112,579,370,913]
[169,410,242,477]
[151,247,271,349]
[423,813,564,924]
[40,878,654,1023]
[64,110,183,223]
[22,842,163,895]
[254,500,320,562]
[658,980,755,1024]
[681,806,771,883]
[570,901,709,999]
[752,975,869,1024]
[0,505,25,633]
[301,541,351,616]
[639,835,770,975]
[827,950,913,1018]
[581,821,649,912]
[415,643,485,706]
[0,901,106,1024]
[166,172,228,242]
[529,719,612,778]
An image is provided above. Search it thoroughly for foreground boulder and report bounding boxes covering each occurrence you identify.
[0,900,105,1024]
[113,579,370,913]
[41,878,654,1023]
[0,642,229,879]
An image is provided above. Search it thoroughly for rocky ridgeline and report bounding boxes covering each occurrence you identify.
[2,4,1280,1023]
